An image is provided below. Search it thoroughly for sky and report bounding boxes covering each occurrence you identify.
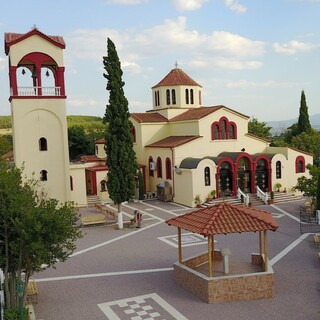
[0,0,319,122]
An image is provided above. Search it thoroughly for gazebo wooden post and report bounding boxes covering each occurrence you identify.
[264,230,268,271]
[259,231,262,257]
[212,235,215,263]
[208,236,213,277]
[178,227,182,263]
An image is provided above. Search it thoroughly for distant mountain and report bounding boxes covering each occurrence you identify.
[267,113,320,135]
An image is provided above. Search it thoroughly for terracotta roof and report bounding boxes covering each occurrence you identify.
[152,68,202,88]
[1,150,14,162]
[146,136,201,148]
[86,165,108,172]
[95,138,106,144]
[166,202,278,237]
[80,155,106,163]
[130,112,168,123]
[5,28,65,54]
[170,106,223,122]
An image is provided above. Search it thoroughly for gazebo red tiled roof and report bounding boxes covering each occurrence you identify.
[80,155,106,163]
[152,68,201,88]
[166,202,278,237]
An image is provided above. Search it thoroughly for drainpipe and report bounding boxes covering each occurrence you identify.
[171,148,175,199]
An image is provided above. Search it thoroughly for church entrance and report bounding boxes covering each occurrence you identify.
[218,161,233,196]
[255,159,268,192]
[237,157,251,193]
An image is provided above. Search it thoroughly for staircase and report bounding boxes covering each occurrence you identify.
[86,195,101,207]
[271,192,304,204]
[203,192,303,207]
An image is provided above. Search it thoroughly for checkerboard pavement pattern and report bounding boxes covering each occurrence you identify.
[98,293,188,320]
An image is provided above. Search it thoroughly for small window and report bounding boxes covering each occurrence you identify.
[40,170,48,181]
[276,161,282,179]
[70,176,73,191]
[95,145,98,155]
[166,158,172,180]
[172,89,176,105]
[190,89,194,104]
[295,156,305,173]
[166,89,170,105]
[157,157,162,178]
[199,90,202,105]
[157,91,160,106]
[204,167,211,186]
[149,156,154,177]
[100,180,107,192]
[185,89,189,104]
[39,137,47,151]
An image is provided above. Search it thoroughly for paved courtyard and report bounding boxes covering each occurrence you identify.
[32,199,320,320]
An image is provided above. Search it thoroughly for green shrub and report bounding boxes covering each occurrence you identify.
[4,308,28,320]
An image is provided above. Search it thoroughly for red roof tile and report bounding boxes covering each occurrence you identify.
[5,28,65,54]
[152,68,202,88]
[80,155,106,163]
[146,135,201,148]
[170,106,223,122]
[166,202,278,237]
[95,138,106,144]
[131,112,168,123]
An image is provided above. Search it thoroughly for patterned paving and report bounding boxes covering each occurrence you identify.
[157,233,210,248]
[98,293,188,320]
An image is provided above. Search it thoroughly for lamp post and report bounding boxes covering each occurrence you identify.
[16,279,24,320]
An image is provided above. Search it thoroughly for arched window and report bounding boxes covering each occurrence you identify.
[276,161,282,179]
[221,120,227,139]
[172,89,176,105]
[149,156,154,177]
[39,137,47,151]
[40,170,47,181]
[185,89,189,104]
[154,91,158,106]
[130,126,136,142]
[295,156,305,173]
[204,167,211,186]
[70,176,73,191]
[190,89,194,104]
[95,145,98,155]
[166,89,170,105]
[100,180,107,192]
[157,91,160,106]
[165,158,172,180]
[199,91,202,105]
[157,157,162,178]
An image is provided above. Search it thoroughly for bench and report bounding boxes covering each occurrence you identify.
[314,234,320,248]
[81,214,107,226]
[26,280,38,304]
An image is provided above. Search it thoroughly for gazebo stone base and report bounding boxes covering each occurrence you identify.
[173,253,274,303]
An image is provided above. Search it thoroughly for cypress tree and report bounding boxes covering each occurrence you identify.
[103,38,137,229]
[297,90,312,134]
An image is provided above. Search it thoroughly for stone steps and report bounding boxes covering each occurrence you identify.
[86,195,101,207]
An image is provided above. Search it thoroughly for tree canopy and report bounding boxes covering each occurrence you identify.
[248,117,272,140]
[103,38,137,227]
[297,90,312,135]
[0,164,82,311]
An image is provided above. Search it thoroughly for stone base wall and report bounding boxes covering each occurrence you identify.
[174,253,274,304]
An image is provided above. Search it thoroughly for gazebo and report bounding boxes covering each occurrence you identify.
[166,202,279,303]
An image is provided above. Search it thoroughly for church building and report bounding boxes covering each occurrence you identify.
[4,28,312,208]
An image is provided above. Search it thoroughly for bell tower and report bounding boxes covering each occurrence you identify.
[4,28,70,203]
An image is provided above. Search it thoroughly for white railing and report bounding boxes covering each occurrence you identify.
[237,187,249,206]
[13,86,61,96]
[256,185,268,204]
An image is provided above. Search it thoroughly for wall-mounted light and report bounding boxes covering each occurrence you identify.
[45,69,50,77]
[174,166,182,175]
[241,148,245,152]
[22,69,26,75]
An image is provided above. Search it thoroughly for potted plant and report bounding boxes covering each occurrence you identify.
[275,183,282,192]
[207,190,216,202]
[268,191,274,204]
[194,195,202,207]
